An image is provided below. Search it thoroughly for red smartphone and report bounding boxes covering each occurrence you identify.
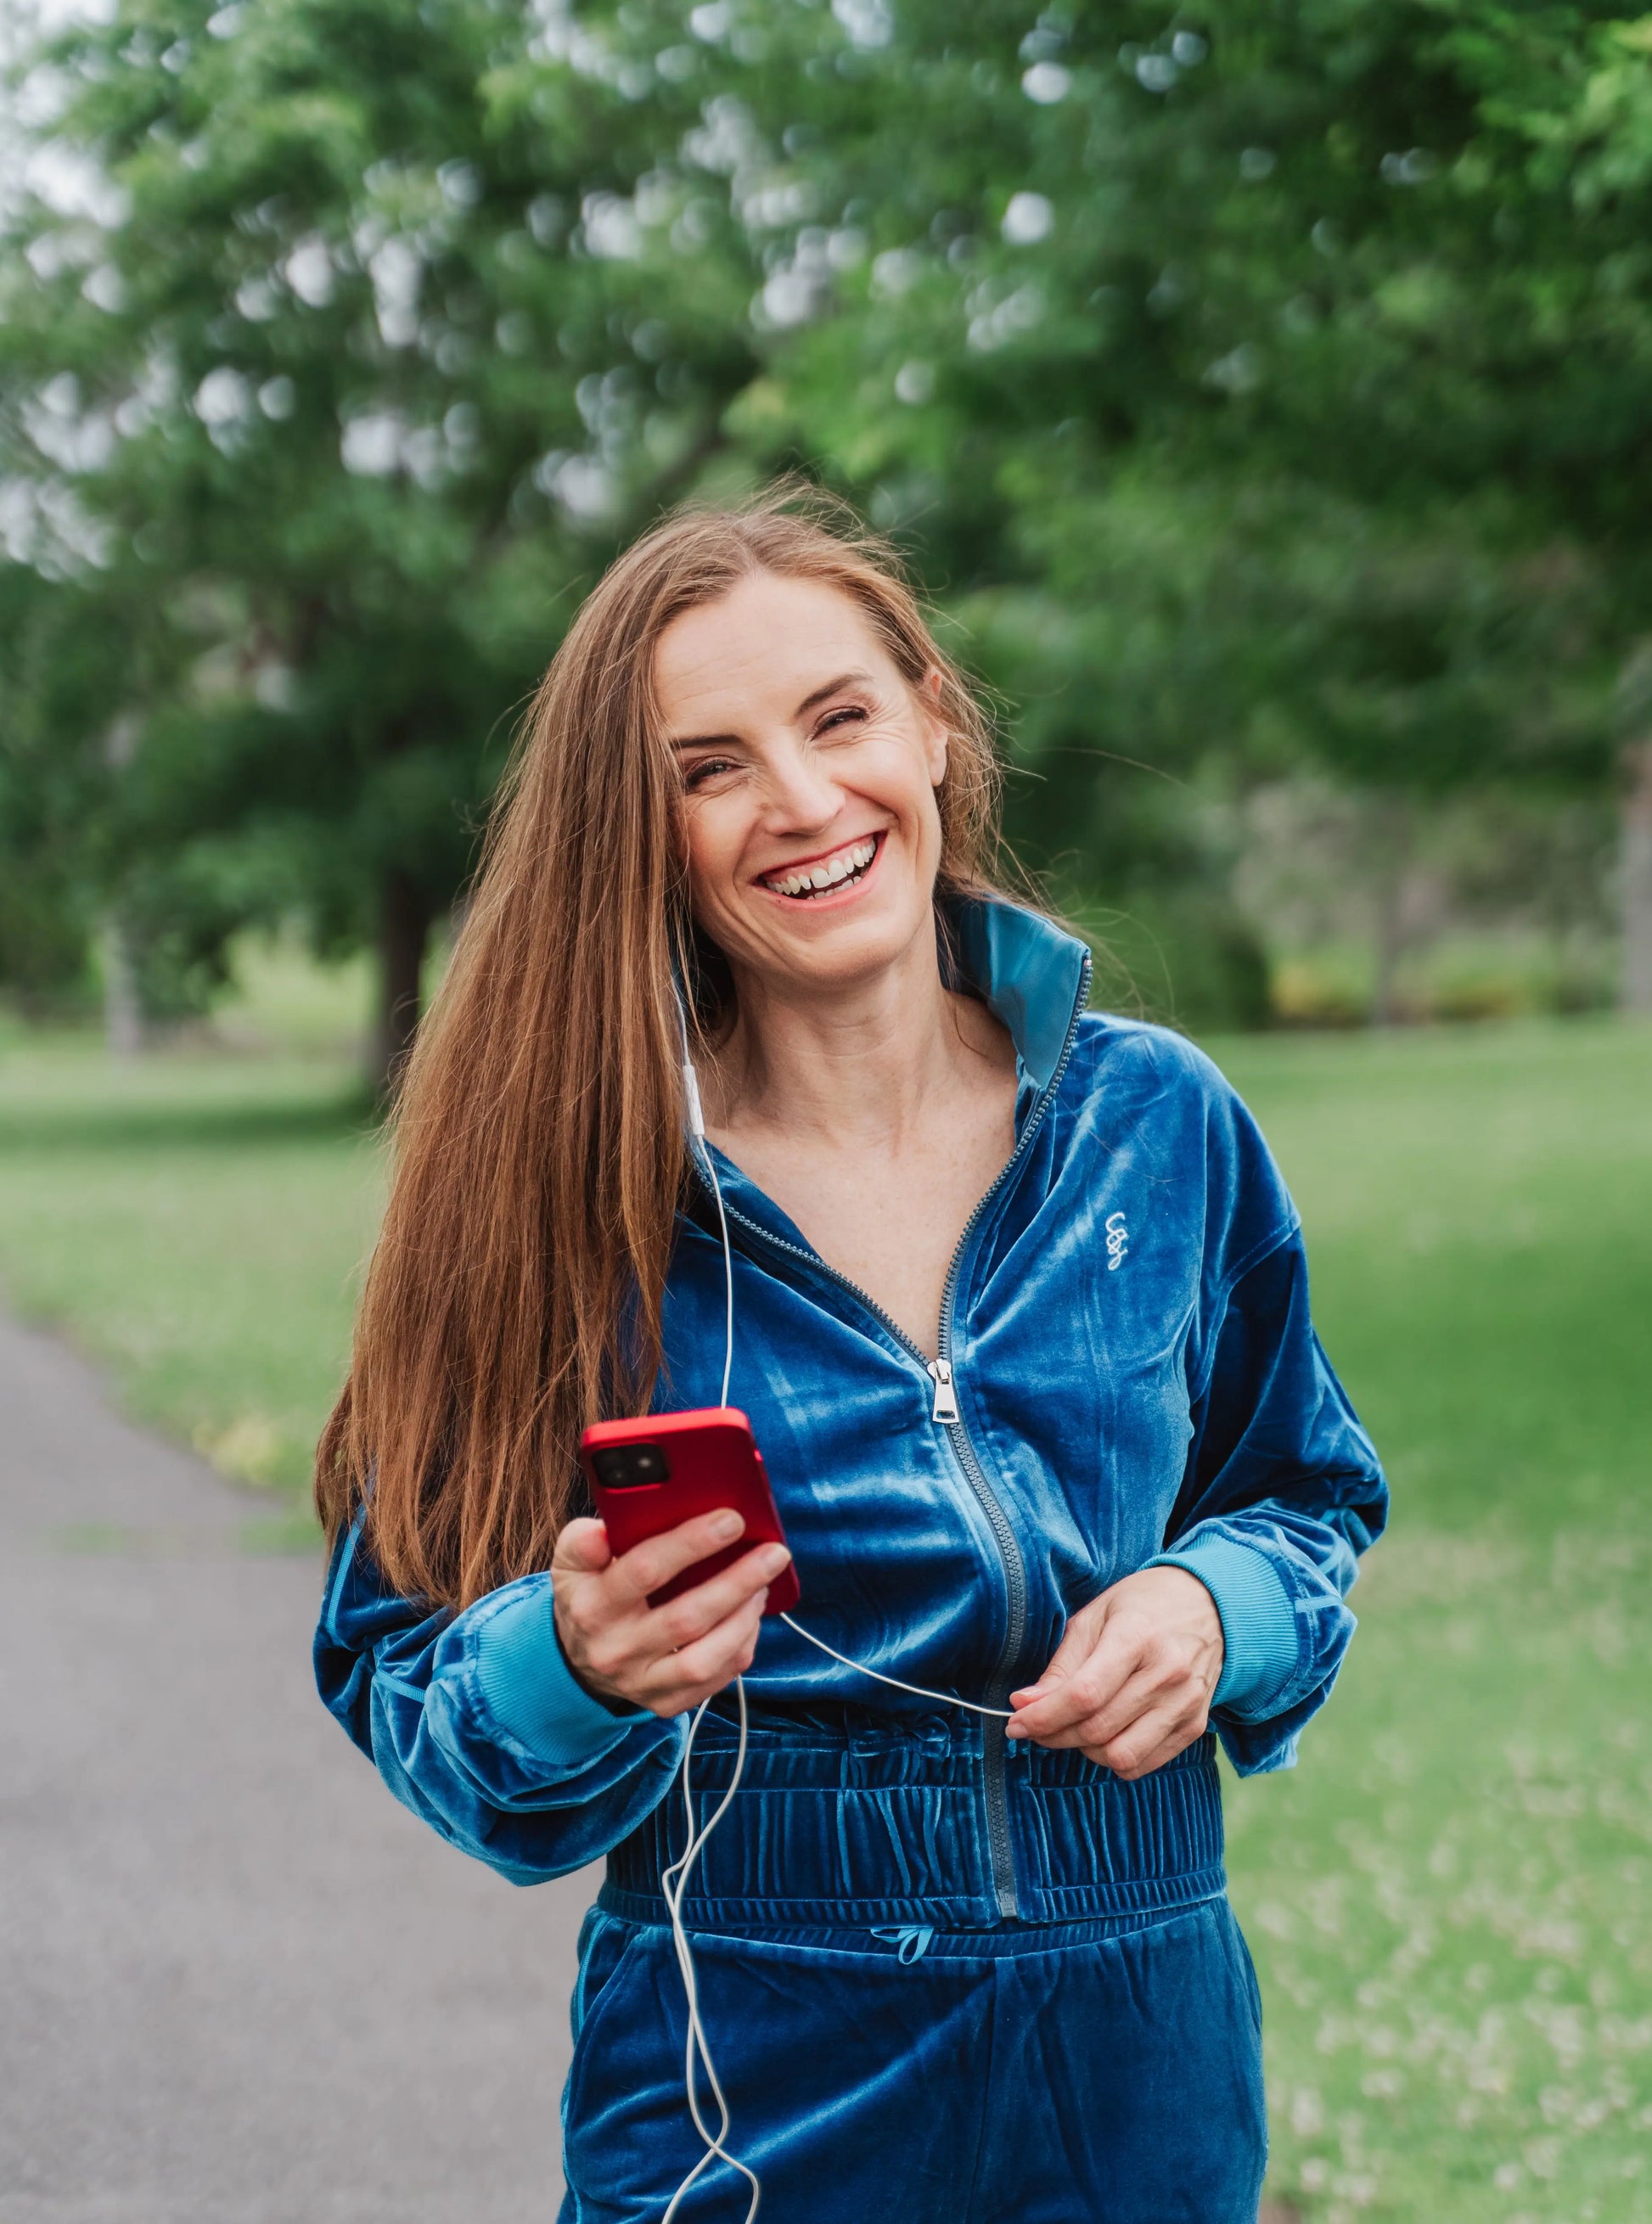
[579,1407,801,1615]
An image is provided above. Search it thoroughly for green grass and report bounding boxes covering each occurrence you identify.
[0,965,1648,2220]
[0,940,382,1499]
[1213,1019,1652,2222]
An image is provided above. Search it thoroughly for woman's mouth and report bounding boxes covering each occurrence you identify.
[757,834,882,902]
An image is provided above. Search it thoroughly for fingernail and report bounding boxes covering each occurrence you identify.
[1005,1722,1025,1738]
[711,1510,744,1541]
[760,1542,791,1574]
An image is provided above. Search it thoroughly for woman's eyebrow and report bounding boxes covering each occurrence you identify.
[668,669,874,752]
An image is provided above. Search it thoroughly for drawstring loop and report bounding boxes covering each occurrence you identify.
[870,1924,936,1965]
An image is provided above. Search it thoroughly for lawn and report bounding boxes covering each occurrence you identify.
[1215,1019,1652,2222]
[0,941,383,1514]
[0,963,1648,2221]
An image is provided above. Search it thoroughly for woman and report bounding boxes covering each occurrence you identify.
[314,486,1386,2222]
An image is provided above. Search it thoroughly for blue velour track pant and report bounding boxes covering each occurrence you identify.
[557,1894,1267,2222]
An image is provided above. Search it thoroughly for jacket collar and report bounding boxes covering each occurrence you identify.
[947,895,1091,1096]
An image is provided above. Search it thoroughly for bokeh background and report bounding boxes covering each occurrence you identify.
[2,3,1650,2221]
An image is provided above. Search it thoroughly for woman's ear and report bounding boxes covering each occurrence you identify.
[920,667,949,787]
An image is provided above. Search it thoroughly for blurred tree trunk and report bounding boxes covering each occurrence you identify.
[374,868,432,1101]
[1371,881,1406,1026]
[102,716,144,1057]
[1369,798,1415,1026]
[1621,739,1652,1016]
[103,916,144,1058]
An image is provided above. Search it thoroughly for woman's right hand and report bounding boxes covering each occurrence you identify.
[551,1508,791,1718]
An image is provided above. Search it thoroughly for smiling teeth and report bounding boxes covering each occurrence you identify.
[763,837,878,899]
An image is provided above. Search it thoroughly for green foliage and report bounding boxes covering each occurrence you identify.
[713,0,1632,781]
[0,0,765,1044]
[644,0,1637,994]
[5,0,1650,1034]
[0,563,107,1008]
[0,863,92,1011]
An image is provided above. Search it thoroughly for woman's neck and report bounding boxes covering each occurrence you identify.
[705,918,1007,1154]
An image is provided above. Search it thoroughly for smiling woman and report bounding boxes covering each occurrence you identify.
[655,568,1023,1362]
[312,481,1387,2224]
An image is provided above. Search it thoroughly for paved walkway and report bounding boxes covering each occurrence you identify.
[0,1311,597,2223]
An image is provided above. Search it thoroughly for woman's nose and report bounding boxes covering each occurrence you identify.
[761,737,841,829]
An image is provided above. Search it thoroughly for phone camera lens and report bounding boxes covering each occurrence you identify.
[593,1442,670,1489]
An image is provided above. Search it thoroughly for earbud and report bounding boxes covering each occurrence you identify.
[682,1059,707,1142]
[670,965,709,1144]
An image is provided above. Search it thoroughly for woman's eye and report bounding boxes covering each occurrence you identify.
[817,705,868,739]
[681,755,739,792]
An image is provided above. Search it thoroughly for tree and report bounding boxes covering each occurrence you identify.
[0,0,762,1083]
[0,561,111,1014]
[688,0,1644,997]
[11,0,1649,1046]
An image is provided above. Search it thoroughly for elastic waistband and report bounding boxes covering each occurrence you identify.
[601,1719,1225,1929]
[594,1901,1228,1961]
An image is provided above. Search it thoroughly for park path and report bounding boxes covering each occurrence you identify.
[0,1309,598,2224]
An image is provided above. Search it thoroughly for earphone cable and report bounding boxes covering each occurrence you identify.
[676,1002,733,1409]
[707,1125,734,1412]
[663,1023,1013,2224]
[659,1673,760,2223]
[667,1008,758,2217]
[682,1036,1014,1724]
[776,1611,1014,1719]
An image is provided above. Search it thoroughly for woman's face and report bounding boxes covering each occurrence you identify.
[655,570,949,1000]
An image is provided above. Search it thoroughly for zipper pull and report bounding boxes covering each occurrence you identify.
[927,1357,959,1424]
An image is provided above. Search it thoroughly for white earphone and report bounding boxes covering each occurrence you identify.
[653,991,1015,2219]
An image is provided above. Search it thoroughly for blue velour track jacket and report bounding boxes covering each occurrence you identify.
[316,898,1387,1931]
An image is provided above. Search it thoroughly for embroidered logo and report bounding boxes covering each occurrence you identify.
[1105,1210,1129,1272]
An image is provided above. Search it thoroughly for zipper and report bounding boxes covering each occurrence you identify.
[927,1357,959,1423]
[713,949,1094,1922]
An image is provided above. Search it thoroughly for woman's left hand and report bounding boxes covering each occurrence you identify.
[1005,1567,1224,1780]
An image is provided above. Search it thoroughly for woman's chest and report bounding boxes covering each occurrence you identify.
[705,1114,1017,1362]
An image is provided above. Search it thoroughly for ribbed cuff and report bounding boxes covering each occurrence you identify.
[1145,1535,1300,1721]
[472,1577,651,1766]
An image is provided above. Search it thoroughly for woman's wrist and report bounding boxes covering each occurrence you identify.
[1143,1535,1299,1720]
[471,1577,649,1761]
[551,1592,643,1717]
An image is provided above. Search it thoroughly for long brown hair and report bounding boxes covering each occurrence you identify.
[315,479,1017,1609]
